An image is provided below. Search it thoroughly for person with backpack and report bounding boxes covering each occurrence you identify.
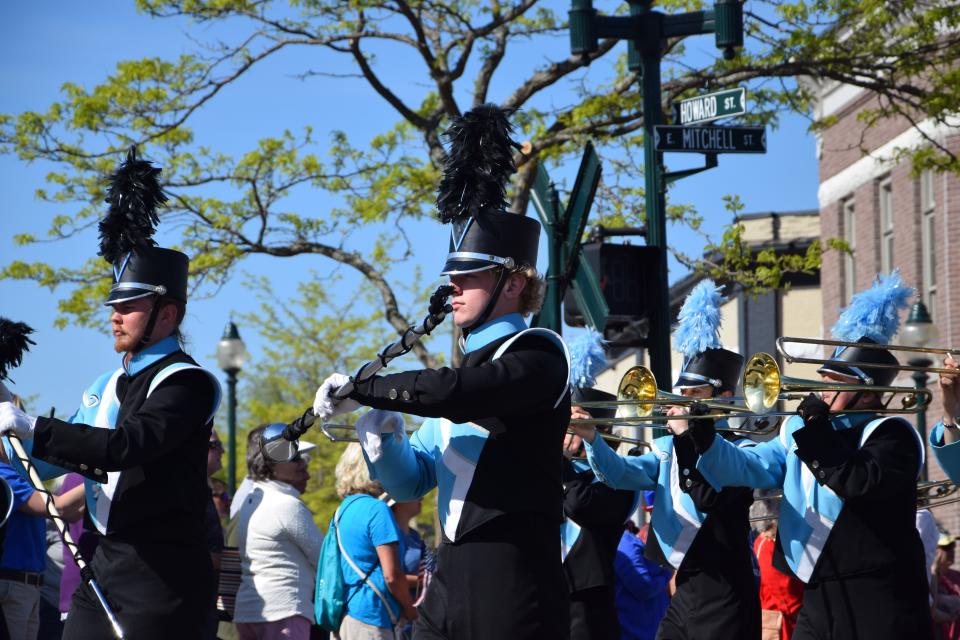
[319,443,416,640]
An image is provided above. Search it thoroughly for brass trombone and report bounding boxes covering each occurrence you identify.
[569,428,651,450]
[742,352,931,415]
[751,480,960,523]
[571,365,782,436]
[777,336,960,376]
[571,353,930,436]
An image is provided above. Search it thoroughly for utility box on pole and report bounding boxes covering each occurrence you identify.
[564,243,661,330]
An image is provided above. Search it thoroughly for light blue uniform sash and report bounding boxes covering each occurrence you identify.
[584,422,752,569]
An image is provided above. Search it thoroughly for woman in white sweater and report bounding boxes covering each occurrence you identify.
[233,425,323,640]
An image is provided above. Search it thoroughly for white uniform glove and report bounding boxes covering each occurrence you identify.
[312,373,361,421]
[355,409,405,463]
[0,401,37,440]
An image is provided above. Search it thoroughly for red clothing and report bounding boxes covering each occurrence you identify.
[939,568,960,640]
[754,534,804,640]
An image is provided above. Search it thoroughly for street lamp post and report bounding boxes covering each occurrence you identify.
[901,301,937,482]
[216,320,247,495]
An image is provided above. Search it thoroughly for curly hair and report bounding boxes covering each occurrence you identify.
[335,443,384,498]
[514,265,545,316]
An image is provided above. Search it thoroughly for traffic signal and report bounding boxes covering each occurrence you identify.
[564,243,662,328]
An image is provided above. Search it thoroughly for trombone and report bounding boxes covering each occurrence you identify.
[751,480,960,523]
[570,353,931,435]
[743,352,931,415]
[570,365,782,436]
[778,336,960,376]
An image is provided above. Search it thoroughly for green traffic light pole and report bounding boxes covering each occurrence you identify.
[569,0,743,391]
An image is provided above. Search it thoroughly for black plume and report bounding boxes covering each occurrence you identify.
[436,104,520,223]
[98,146,168,264]
[0,318,35,381]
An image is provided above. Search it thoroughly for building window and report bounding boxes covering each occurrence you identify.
[843,198,856,303]
[879,178,894,274]
[921,170,936,316]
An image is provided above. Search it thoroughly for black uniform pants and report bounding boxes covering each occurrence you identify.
[656,565,760,640]
[413,513,569,640]
[570,585,619,640]
[792,568,932,640]
[63,538,214,640]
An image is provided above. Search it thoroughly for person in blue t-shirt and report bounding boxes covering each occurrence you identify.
[0,457,84,640]
[614,494,671,640]
[334,444,417,639]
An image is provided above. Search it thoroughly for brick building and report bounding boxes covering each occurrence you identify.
[809,76,960,532]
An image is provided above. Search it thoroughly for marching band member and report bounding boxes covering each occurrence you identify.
[571,280,760,640]
[311,105,571,640]
[0,149,221,640]
[684,271,932,639]
[562,330,639,640]
[929,354,960,482]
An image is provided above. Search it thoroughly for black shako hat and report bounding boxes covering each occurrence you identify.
[675,347,744,392]
[817,338,900,387]
[435,104,540,276]
[672,280,743,392]
[98,147,189,306]
[441,211,540,275]
[816,271,914,387]
[571,387,616,421]
[105,247,189,305]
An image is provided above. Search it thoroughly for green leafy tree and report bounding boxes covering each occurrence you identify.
[227,272,441,532]
[4,0,958,339]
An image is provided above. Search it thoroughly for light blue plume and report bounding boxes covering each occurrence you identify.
[831,270,915,343]
[673,279,725,359]
[568,329,608,388]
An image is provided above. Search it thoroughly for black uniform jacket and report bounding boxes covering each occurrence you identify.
[561,459,636,593]
[658,431,755,576]
[786,415,925,582]
[32,346,217,546]
[693,414,925,583]
[350,329,571,534]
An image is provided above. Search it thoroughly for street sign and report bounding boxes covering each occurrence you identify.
[672,87,746,125]
[653,125,766,154]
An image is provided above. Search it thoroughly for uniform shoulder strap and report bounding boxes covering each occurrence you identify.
[491,327,570,408]
[147,362,223,424]
[860,415,925,477]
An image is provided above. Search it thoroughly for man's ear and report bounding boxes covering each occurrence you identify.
[502,272,527,300]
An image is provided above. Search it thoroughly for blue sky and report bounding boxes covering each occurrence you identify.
[0,1,819,417]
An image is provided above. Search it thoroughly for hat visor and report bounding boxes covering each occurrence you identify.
[816,363,865,384]
[440,259,500,276]
[673,373,716,390]
[104,288,158,306]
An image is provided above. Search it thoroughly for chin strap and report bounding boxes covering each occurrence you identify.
[461,267,510,336]
[138,295,163,350]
